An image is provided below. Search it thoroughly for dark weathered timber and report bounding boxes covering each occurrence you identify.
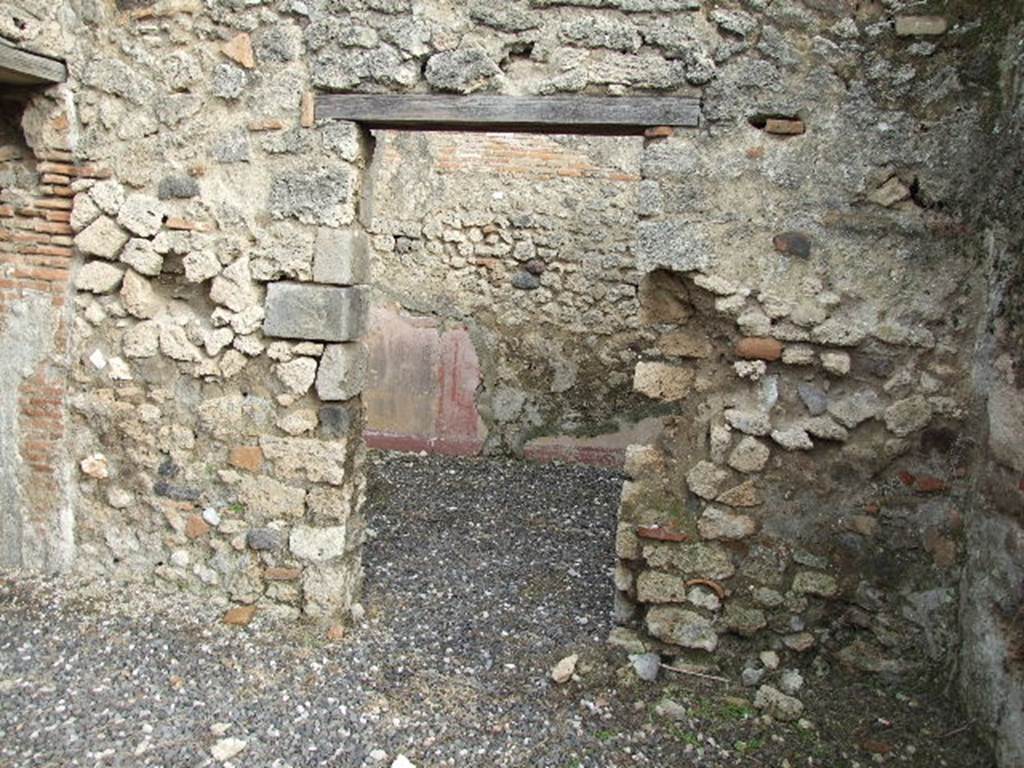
[0,40,67,85]
[316,94,701,134]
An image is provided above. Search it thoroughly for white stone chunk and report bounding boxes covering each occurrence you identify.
[120,238,163,276]
[820,351,851,376]
[289,525,347,561]
[728,436,770,473]
[117,193,165,237]
[70,192,101,232]
[183,250,222,283]
[120,270,160,319]
[275,357,318,396]
[122,320,160,358]
[89,179,125,215]
[75,261,124,293]
[75,216,129,259]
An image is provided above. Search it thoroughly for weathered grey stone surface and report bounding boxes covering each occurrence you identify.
[157,175,199,200]
[645,606,717,652]
[263,282,369,342]
[642,541,734,580]
[316,343,368,402]
[424,48,501,93]
[268,165,354,226]
[635,220,710,274]
[313,228,369,286]
[754,685,803,722]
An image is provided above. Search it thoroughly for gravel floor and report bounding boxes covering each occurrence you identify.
[0,452,995,768]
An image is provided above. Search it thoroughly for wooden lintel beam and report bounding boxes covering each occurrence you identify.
[316,94,701,134]
[0,40,67,85]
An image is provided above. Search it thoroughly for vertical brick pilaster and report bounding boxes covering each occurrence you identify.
[0,111,81,572]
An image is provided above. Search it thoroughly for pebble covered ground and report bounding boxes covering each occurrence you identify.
[0,452,995,767]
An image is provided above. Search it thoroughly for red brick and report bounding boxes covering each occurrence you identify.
[166,217,214,232]
[185,515,211,539]
[36,161,111,179]
[249,118,287,131]
[644,126,674,139]
[34,148,74,162]
[33,220,72,235]
[229,445,263,472]
[11,229,50,241]
[222,32,255,69]
[735,337,783,361]
[35,198,73,211]
[300,91,315,128]
[636,525,688,542]
[265,567,302,581]
[914,475,946,493]
[14,266,69,282]
[765,118,805,135]
[223,605,256,626]
[25,244,73,258]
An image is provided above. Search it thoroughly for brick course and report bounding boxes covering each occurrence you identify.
[0,113,103,570]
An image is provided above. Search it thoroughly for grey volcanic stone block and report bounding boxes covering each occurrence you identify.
[319,344,372,403]
[157,175,199,200]
[263,282,369,342]
[319,404,354,439]
[313,228,370,286]
[316,343,368,401]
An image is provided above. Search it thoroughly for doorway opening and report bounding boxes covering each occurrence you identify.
[360,128,665,467]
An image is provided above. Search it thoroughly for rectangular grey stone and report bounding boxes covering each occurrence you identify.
[313,228,370,286]
[315,342,368,401]
[263,282,369,342]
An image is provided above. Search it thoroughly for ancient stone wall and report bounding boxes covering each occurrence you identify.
[11,0,376,621]
[365,129,653,456]
[0,2,1020,759]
